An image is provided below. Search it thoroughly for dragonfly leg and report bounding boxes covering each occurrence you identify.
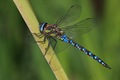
[33,33,44,38]
[37,36,47,44]
[44,36,57,55]
[44,36,51,55]
[50,37,57,50]
[33,33,47,44]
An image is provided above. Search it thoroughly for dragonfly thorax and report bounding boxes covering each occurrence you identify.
[39,23,64,37]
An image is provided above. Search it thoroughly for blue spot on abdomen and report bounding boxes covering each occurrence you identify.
[61,35,69,43]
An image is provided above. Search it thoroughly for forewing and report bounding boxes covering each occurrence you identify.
[56,4,82,28]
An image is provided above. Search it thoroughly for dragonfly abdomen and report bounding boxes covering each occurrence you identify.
[80,47,111,69]
[60,34,111,69]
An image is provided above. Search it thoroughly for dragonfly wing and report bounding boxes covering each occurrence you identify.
[56,4,82,28]
[64,18,97,40]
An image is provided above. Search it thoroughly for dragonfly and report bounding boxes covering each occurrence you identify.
[34,4,111,69]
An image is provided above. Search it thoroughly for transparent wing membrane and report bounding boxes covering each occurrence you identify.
[49,37,70,53]
[56,4,82,28]
[64,18,97,39]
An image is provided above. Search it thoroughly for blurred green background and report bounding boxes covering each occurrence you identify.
[0,0,120,80]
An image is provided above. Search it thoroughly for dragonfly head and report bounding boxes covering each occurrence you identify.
[39,23,47,32]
